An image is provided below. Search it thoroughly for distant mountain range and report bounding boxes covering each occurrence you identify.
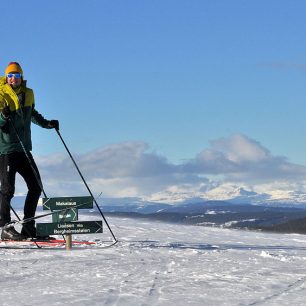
[101,200,306,235]
[90,196,306,235]
[11,182,306,209]
[11,186,306,235]
[141,183,306,206]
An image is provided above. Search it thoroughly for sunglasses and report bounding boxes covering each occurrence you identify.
[7,73,22,79]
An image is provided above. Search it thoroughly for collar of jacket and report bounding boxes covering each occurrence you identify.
[0,76,27,89]
[1,78,27,97]
[0,76,6,87]
[0,76,28,111]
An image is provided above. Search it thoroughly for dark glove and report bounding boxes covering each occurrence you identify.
[1,104,10,119]
[48,120,59,130]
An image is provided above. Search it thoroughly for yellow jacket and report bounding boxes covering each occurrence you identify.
[0,76,50,154]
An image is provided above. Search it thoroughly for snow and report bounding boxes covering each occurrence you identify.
[143,182,306,206]
[1,216,306,305]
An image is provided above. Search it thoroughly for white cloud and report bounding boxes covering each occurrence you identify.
[14,135,306,201]
[184,134,306,182]
[211,134,269,162]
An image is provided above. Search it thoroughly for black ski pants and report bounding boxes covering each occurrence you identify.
[0,152,42,227]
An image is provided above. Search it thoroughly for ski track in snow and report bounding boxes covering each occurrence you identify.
[1,216,306,305]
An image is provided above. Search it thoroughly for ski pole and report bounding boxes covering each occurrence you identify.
[8,120,70,242]
[0,108,44,246]
[5,116,47,246]
[9,206,23,224]
[55,129,118,242]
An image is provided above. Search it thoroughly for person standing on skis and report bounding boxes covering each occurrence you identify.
[0,62,59,240]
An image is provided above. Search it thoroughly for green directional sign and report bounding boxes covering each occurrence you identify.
[52,208,78,223]
[43,196,93,210]
[37,221,103,236]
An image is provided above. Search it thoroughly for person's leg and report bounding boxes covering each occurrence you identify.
[18,152,42,237]
[0,153,25,240]
[0,154,16,226]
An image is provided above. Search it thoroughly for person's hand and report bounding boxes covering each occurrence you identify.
[1,104,10,119]
[48,120,59,130]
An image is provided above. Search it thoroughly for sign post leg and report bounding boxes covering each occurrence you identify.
[65,234,72,250]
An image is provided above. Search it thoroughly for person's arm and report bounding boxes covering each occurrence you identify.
[0,100,10,127]
[31,108,59,130]
[31,108,50,128]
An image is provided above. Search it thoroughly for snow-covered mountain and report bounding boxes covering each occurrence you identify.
[142,182,306,206]
[11,182,306,216]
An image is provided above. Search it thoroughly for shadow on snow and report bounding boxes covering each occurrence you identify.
[126,240,306,252]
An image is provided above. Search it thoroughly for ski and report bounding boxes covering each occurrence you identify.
[0,238,96,248]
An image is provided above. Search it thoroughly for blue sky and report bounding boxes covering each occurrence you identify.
[3,1,306,200]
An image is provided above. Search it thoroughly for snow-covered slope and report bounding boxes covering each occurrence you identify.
[1,216,306,305]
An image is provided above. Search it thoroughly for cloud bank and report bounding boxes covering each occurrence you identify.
[15,134,306,201]
[183,134,306,181]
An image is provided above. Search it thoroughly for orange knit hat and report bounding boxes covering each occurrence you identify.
[5,62,23,75]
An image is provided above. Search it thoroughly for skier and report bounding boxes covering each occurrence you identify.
[0,62,59,240]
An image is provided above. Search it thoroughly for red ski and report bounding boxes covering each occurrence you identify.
[0,238,96,248]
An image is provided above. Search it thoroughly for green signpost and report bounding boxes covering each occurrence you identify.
[37,221,103,236]
[52,208,78,222]
[42,196,93,210]
[37,196,103,249]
